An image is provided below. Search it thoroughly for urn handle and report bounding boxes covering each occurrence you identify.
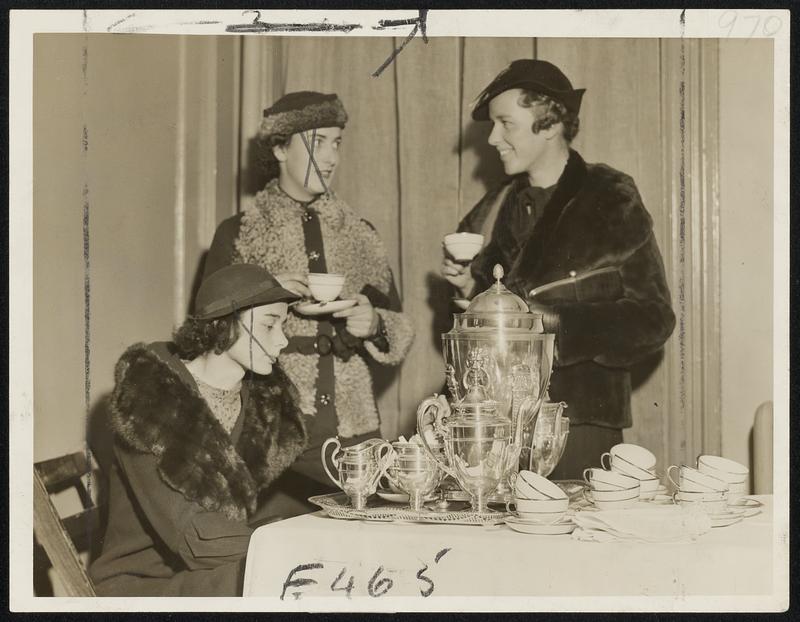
[416,395,458,480]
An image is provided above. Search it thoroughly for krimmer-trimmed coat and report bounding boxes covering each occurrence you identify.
[462,150,676,429]
[204,180,414,439]
[89,342,307,596]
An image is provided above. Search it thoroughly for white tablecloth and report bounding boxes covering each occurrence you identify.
[243,496,775,602]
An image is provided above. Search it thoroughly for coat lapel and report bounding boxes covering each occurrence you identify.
[508,149,588,292]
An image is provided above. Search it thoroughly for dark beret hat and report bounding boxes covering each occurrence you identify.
[193,264,299,320]
[472,59,586,121]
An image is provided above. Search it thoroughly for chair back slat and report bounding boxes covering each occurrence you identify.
[35,451,92,491]
[33,462,97,596]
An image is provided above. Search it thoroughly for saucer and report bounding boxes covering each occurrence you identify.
[452,298,470,311]
[505,516,576,535]
[728,497,763,509]
[295,299,357,316]
[709,512,744,528]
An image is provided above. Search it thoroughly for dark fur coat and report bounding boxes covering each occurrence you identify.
[462,150,675,429]
[109,342,308,521]
[90,342,308,596]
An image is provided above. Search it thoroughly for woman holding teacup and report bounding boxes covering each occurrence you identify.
[204,92,414,520]
[90,265,307,596]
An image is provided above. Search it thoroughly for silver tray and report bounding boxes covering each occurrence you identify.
[441,479,587,504]
[308,492,508,526]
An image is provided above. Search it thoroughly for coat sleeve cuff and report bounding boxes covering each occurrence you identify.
[363,308,415,365]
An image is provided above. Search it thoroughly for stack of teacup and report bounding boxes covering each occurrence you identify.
[667,462,729,513]
[505,470,573,534]
[599,443,661,501]
[582,468,640,509]
[668,454,751,510]
[696,455,749,504]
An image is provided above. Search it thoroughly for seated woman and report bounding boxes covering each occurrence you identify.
[90,264,308,596]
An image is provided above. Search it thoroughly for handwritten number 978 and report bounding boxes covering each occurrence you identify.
[719,11,782,37]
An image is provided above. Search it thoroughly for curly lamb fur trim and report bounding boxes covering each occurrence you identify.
[109,343,307,521]
[259,99,347,140]
[232,179,409,437]
[364,308,415,365]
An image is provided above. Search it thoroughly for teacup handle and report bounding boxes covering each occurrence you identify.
[600,452,612,471]
[666,465,681,490]
[505,500,517,513]
[321,437,343,490]
[582,468,593,487]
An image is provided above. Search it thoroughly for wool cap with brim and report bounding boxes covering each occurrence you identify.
[259,91,348,140]
[471,59,586,121]
[192,264,300,320]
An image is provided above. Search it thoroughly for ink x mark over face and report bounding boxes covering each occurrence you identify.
[274,127,343,201]
[225,302,290,376]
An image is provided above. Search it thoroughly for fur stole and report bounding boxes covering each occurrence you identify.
[108,343,308,521]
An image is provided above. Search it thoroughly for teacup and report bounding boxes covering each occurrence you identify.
[585,491,640,511]
[601,443,657,472]
[513,470,566,500]
[697,455,749,485]
[667,465,728,493]
[308,272,345,303]
[636,476,661,500]
[443,232,484,263]
[583,487,640,503]
[583,467,640,492]
[673,489,729,514]
[506,496,568,524]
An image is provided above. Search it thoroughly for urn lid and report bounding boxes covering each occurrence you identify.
[467,265,530,314]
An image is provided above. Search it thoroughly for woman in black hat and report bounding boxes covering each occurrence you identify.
[443,59,675,479]
[90,264,308,596]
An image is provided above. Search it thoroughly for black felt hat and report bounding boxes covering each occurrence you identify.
[472,59,586,121]
[193,264,299,320]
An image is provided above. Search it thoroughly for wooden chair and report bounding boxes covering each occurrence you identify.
[753,401,773,495]
[33,451,102,596]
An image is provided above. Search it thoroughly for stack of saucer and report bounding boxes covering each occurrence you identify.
[504,470,575,535]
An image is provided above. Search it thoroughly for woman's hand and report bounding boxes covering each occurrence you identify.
[441,257,475,299]
[275,272,311,298]
[333,294,379,338]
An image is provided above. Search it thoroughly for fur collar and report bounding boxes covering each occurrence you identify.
[506,149,654,294]
[109,343,308,521]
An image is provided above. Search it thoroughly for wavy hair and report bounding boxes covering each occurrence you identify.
[172,313,241,360]
[517,90,580,143]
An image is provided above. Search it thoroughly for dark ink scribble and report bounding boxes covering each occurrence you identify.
[280,563,323,600]
[434,547,451,563]
[299,130,328,194]
[107,12,136,32]
[416,563,435,597]
[372,9,429,77]
[330,566,355,598]
[227,10,362,33]
[366,565,393,597]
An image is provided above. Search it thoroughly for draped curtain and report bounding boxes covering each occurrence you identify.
[234,36,721,470]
